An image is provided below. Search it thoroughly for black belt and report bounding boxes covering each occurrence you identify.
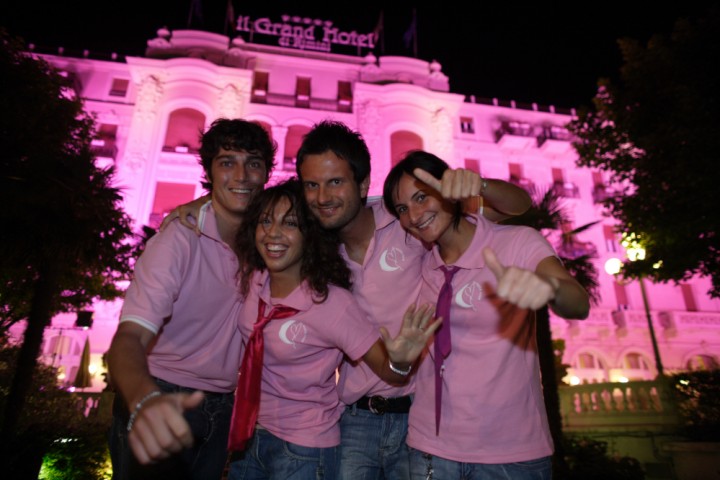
[354,395,412,415]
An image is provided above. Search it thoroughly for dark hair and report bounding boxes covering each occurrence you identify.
[296,120,371,190]
[383,150,463,229]
[198,118,277,190]
[235,179,352,301]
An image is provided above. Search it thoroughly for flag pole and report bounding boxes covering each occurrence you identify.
[412,8,418,58]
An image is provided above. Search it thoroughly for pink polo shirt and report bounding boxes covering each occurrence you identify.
[119,202,243,393]
[241,271,379,448]
[336,200,429,404]
[407,216,557,463]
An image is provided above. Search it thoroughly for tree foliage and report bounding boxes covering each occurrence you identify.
[567,8,720,297]
[0,29,138,448]
[0,335,111,479]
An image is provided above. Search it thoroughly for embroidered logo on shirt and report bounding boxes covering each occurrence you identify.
[454,282,483,310]
[278,320,307,347]
[379,247,405,272]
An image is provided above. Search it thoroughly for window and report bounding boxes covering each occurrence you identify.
[624,353,651,371]
[509,162,523,182]
[91,124,118,161]
[507,163,533,191]
[295,77,311,108]
[149,183,197,229]
[162,109,205,153]
[283,125,312,172]
[337,81,352,112]
[464,159,481,174]
[686,354,719,371]
[460,116,475,134]
[613,281,628,310]
[592,171,612,203]
[390,131,423,166]
[574,352,606,370]
[604,225,618,253]
[681,284,698,311]
[252,71,269,103]
[109,78,129,97]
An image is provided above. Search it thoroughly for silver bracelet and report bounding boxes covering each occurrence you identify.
[127,390,162,432]
[389,360,412,376]
[479,177,489,196]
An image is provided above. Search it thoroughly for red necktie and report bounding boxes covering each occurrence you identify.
[228,299,298,451]
[434,265,458,435]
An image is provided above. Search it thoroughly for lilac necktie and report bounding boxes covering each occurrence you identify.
[228,299,298,451]
[434,265,459,435]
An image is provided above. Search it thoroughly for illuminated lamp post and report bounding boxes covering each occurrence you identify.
[604,233,665,378]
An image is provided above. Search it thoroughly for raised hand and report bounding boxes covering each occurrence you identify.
[482,247,559,310]
[413,167,482,202]
[127,390,205,464]
[158,195,211,233]
[380,303,441,364]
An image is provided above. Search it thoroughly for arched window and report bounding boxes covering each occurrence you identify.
[390,130,422,166]
[284,125,311,172]
[623,352,655,380]
[686,354,719,371]
[163,108,205,153]
[568,351,608,384]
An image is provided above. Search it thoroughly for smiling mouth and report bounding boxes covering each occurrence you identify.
[414,214,435,231]
[264,243,288,257]
[229,187,253,195]
[314,205,339,217]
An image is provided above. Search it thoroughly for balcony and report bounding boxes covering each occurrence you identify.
[560,378,679,432]
[162,144,200,154]
[250,92,352,113]
[495,121,536,150]
[592,184,615,203]
[508,175,535,193]
[90,139,118,160]
[537,126,574,155]
[557,239,597,259]
[552,181,580,199]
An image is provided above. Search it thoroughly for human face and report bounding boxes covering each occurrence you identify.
[392,173,455,244]
[208,148,268,217]
[299,151,369,231]
[255,197,304,280]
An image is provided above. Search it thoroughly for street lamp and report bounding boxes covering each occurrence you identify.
[604,233,665,378]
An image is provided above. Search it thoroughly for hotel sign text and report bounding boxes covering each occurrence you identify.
[236,14,377,53]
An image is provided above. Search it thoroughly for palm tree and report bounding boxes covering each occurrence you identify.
[503,186,600,479]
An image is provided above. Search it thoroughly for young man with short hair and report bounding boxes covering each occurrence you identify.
[108,118,276,480]
[296,120,531,479]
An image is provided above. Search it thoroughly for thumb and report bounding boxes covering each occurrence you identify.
[379,326,391,344]
[482,247,505,280]
[413,168,441,193]
[179,390,205,412]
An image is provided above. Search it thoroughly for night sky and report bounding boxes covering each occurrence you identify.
[2,1,715,109]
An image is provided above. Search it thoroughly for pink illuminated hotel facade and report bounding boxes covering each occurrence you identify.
[15,14,720,393]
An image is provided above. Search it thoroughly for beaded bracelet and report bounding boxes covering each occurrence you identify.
[389,360,412,376]
[126,390,162,432]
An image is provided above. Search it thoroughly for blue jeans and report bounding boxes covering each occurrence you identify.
[409,449,552,480]
[338,405,410,479]
[228,427,338,479]
[109,378,234,480]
